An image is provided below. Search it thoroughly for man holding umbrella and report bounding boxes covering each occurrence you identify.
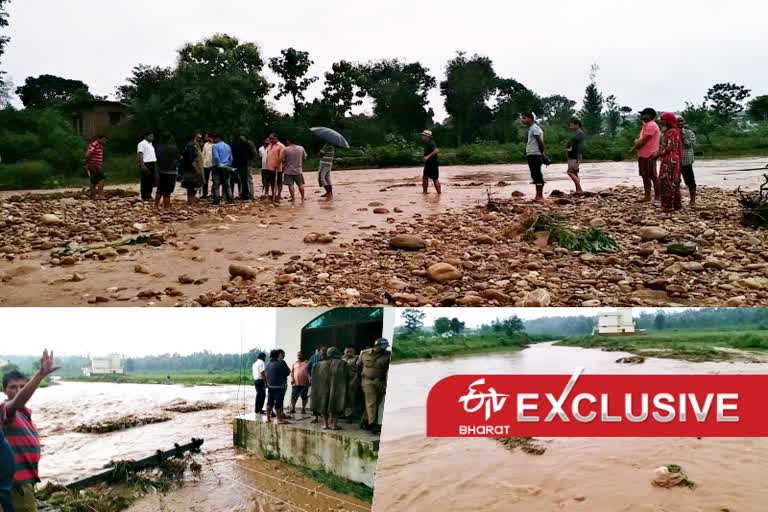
[311,127,350,200]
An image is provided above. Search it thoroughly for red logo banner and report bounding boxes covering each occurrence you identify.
[426,369,768,437]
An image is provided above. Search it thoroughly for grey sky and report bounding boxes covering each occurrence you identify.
[0,308,277,356]
[395,308,685,328]
[4,0,767,120]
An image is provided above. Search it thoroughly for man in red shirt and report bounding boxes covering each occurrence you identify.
[2,350,60,512]
[633,108,661,203]
[85,135,107,200]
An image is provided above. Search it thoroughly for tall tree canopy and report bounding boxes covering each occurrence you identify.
[116,65,174,104]
[15,74,94,108]
[440,52,497,145]
[705,82,751,122]
[268,48,318,117]
[746,94,768,123]
[357,59,436,135]
[0,0,9,90]
[540,95,576,126]
[321,60,363,126]
[402,308,426,333]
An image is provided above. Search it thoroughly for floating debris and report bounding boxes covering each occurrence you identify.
[496,437,547,456]
[616,356,646,364]
[652,464,696,489]
[162,401,224,413]
[73,414,171,434]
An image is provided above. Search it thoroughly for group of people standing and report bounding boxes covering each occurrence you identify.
[251,338,390,433]
[519,109,697,210]
[85,131,337,205]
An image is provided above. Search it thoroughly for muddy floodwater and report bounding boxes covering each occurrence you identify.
[373,342,768,512]
[1,158,766,307]
[16,381,371,512]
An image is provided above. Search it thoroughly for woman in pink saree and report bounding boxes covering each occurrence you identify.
[655,112,683,212]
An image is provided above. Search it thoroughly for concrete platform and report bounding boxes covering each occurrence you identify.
[233,413,380,487]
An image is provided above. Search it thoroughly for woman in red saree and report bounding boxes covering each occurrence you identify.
[655,112,683,211]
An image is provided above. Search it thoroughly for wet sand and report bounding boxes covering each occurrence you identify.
[1,159,766,307]
[19,381,370,512]
[373,342,768,512]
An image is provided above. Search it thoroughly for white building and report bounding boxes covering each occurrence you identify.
[83,355,125,376]
[595,309,636,335]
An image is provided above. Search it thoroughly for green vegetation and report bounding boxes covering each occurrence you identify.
[393,331,534,361]
[519,212,619,253]
[556,329,768,362]
[63,371,248,386]
[295,466,374,503]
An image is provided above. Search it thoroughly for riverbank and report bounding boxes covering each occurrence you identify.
[63,371,247,386]
[393,332,536,361]
[556,329,768,362]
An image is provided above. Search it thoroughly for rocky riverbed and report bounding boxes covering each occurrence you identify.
[191,185,768,307]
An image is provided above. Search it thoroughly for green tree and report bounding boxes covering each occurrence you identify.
[321,60,363,127]
[357,59,436,135]
[580,65,604,137]
[116,65,175,104]
[705,82,751,122]
[0,0,9,90]
[681,102,717,144]
[434,317,452,335]
[450,318,466,335]
[654,312,666,330]
[540,94,576,126]
[440,52,497,145]
[492,316,525,335]
[747,95,768,123]
[269,48,318,118]
[604,94,624,138]
[402,308,426,333]
[15,74,94,108]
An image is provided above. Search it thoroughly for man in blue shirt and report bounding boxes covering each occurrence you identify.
[0,428,14,512]
[211,134,234,205]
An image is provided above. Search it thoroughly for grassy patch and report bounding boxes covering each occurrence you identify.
[556,329,768,362]
[63,371,249,386]
[393,332,540,361]
[294,466,374,503]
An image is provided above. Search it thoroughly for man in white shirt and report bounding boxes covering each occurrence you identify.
[252,352,267,415]
[201,133,214,199]
[258,138,270,198]
[136,132,157,201]
[520,113,546,202]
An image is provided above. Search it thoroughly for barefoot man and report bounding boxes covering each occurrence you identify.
[85,135,107,200]
[2,350,61,512]
[633,108,661,203]
[318,144,335,199]
[566,118,585,193]
[421,130,441,194]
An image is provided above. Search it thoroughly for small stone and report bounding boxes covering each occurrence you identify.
[725,296,747,306]
[317,234,334,244]
[589,218,606,228]
[638,226,669,241]
[71,272,85,282]
[373,207,390,214]
[276,274,295,285]
[229,264,259,280]
[680,262,705,272]
[61,256,76,266]
[581,299,601,307]
[134,265,150,274]
[519,288,551,307]
[474,235,495,245]
[389,235,427,251]
[457,295,485,306]
[178,274,195,284]
[666,242,697,256]
[41,214,63,226]
[480,289,510,302]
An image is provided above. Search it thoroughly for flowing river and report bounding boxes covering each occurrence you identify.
[373,342,768,512]
[11,381,371,512]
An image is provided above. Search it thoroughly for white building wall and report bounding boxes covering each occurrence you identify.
[275,308,334,364]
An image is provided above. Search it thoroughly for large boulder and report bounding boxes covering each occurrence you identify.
[639,226,669,241]
[390,235,427,251]
[426,263,462,283]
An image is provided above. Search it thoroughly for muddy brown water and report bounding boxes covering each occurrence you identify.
[1,159,766,307]
[9,381,370,512]
[373,342,768,512]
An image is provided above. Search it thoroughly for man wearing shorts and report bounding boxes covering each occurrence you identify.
[566,118,585,193]
[137,132,157,201]
[421,130,441,194]
[85,135,107,200]
[289,351,310,415]
[318,144,335,199]
[633,107,661,203]
[265,133,285,201]
[155,133,179,209]
[678,115,698,207]
[282,137,307,202]
[265,350,290,425]
[521,112,546,201]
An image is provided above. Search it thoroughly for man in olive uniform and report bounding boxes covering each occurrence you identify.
[358,338,391,433]
[343,347,360,419]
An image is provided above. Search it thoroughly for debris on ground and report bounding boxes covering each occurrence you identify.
[737,174,768,228]
[162,401,224,413]
[615,356,646,364]
[496,437,547,455]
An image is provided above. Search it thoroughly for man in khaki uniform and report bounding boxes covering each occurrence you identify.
[358,338,390,433]
[343,347,360,419]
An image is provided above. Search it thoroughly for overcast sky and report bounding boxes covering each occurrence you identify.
[0,309,276,357]
[3,0,767,120]
[395,308,687,328]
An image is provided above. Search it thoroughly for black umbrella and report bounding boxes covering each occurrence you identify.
[310,127,350,149]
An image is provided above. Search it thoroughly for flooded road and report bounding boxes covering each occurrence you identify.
[14,381,370,512]
[374,342,768,512]
[1,158,766,307]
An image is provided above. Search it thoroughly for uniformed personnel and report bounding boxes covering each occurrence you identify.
[358,338,390,433]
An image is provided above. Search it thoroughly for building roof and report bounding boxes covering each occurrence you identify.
[64,99,130,111]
